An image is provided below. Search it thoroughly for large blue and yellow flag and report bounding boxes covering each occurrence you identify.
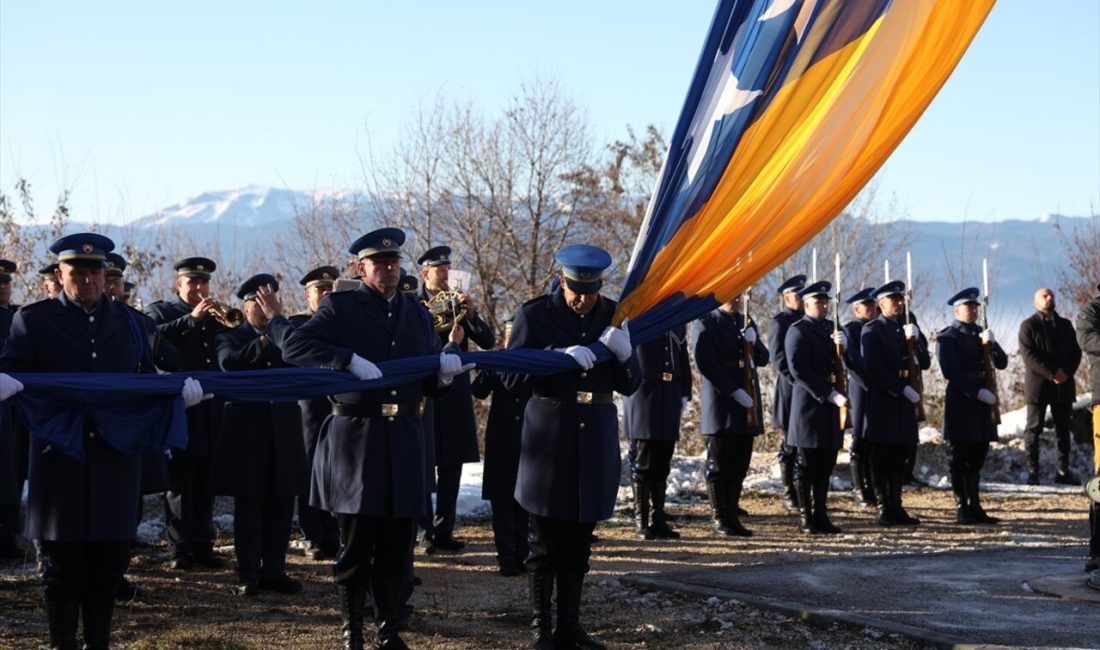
[618,0,994,342]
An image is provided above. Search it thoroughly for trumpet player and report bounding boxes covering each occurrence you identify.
[415,245,494,553]
[146,257,229,571]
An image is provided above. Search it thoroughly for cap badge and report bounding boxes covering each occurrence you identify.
[382,238,392,247]
[197,264,205,272]
[82,243,94,253]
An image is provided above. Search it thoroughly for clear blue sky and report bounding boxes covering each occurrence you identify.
[1,0,1097,224]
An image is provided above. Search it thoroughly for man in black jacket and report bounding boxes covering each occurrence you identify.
[1019,287,1083,485]
[1074,282,1100,573]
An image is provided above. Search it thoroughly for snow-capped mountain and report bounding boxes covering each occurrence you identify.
[129,186,361,229]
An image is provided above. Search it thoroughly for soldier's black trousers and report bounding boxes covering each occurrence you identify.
[233,495,293,584]
[704,435,753,484]
[948,441,989,474]
[870,442,908,481]
[793,447,838,483]
[526,516,596,577]
[628,439,676,484]
[432,464,463,539]
[298,495,339,550]
[333,515,414,587]
[489,496,530,567]
[849,435,870,464]
[1024,401,1073,473]
[164,455,216,557]
[39,539,129,644]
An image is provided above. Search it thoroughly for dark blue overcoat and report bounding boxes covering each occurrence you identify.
[784,316,845,450]
[860,314,931,446]
[503,289,640,522]
[842,319,871,439]
[767,308,802,431]
[693,311,769,437]
[471,370,530,501]
[622,326,692,441]
[936,320,1007,443]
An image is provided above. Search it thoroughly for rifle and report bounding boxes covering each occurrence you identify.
[833,253,851,430]
[741,288,761,430]
[904,252,926,421]
[980,258,1001,425]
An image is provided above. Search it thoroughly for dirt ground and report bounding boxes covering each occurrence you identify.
[0,486,1092,650]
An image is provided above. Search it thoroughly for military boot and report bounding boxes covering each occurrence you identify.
[707,481,741,536]
[338,583,367,650]
[796,478,821,534]
[372,578,409,649]
[45,595,79,650]
[723,480,752,537]
[529,572,554,649]
[649,478,680,539]
[811,472,841,534]
[873,470,899,526]
[951,470,977,524]
[632,481,654,540]
[780,455,798,512]
[850,455,875,506]
[81,586,115,650]
[966,472,999,524]
[891,475,921,526]
[553,572,606,650]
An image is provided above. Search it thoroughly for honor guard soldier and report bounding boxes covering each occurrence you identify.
[843,287,878,506]
[213,274,308,595]
[398,274,419,294]
[39,263,62,299]
[785,281,850,534]
[936,288,1007,524]
[0,259,16,312]
[415,245,495,552]
[146,257,228,570]
[1075,282,1100,573]
[768,274,806,511]
[861,281,930,526]
[693,294,769,537]
[283,228,471,650]
[0,233,206,650]
[622,322,691,540]
[471,316,533,575]
[120,281,135,306]
[289,265,341,560]
[504,244,640,650]
[1018,288,1083,485]
[0,259,22,559]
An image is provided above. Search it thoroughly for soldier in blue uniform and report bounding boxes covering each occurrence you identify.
[693,294,769,537]
[39,262,62,299]
[415,245,495,552]
[768,274,806,511]
[842,287,878,506]
[471,316,533,575]
[213,274,308,595]
[504,244,640,650]
[622,324,691,540]
[283,228,471,650]
[860,281,930,526]
[0,259,16,313]
[145,257,228,570]
[936,288,1007,524]
[0,260,23,559]
[785,281,851,534]
[289,265,340,560]
[0,233,206,650]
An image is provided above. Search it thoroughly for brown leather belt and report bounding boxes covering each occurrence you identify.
[333,403,418,418]
[533,392,614,405]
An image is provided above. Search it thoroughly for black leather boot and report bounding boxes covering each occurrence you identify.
[850,455,875,506]
[966,472,999,524]
[45,595,80,650]
[812,472,841,534]
[891,474,920,526]
[552,573,605,650]
[632,482,653,540]
[873,469,898,526]
[780,455,798,512]
[529,572,554,649]
[951,469,977,524]
[707,481,735,536]
[81,586,115,650]
[796,478,821,534]
[338,584,367,650]
[722,480,752,537]
[649,478,679,539]
[372,578,408,649]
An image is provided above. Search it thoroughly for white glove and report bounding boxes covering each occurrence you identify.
[979,329,995,344]
[827,390,848,408]
[0,373,24,401]
[556,345,597,370]
[902,385,921,404]
[903,323,919,339]
[348,354,383,381]
[181,377,209,409]
[732,389,754,409]
[438,352,476,386]
[599,326,632,363]
[743,327,757,344]
[832,330,848,349]
[976,388,998,405]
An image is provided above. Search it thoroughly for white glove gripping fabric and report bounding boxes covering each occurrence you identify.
[902,385,921,404]
[827,390,848,408]
[348,354,383,381]
[599,326,632,363]
[743,326,757,344]
[832,330,848,349]
[438,352,476,386]
[556,345,597,370]
[976,388,998,405]
[0,373,24,401]
[181,377,207,409]
[732,389,754,409]
[902,323,920,339]
[979,329,995,345]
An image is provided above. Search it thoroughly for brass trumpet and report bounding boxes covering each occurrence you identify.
[422,289,467,333]
[208,299,244,328]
